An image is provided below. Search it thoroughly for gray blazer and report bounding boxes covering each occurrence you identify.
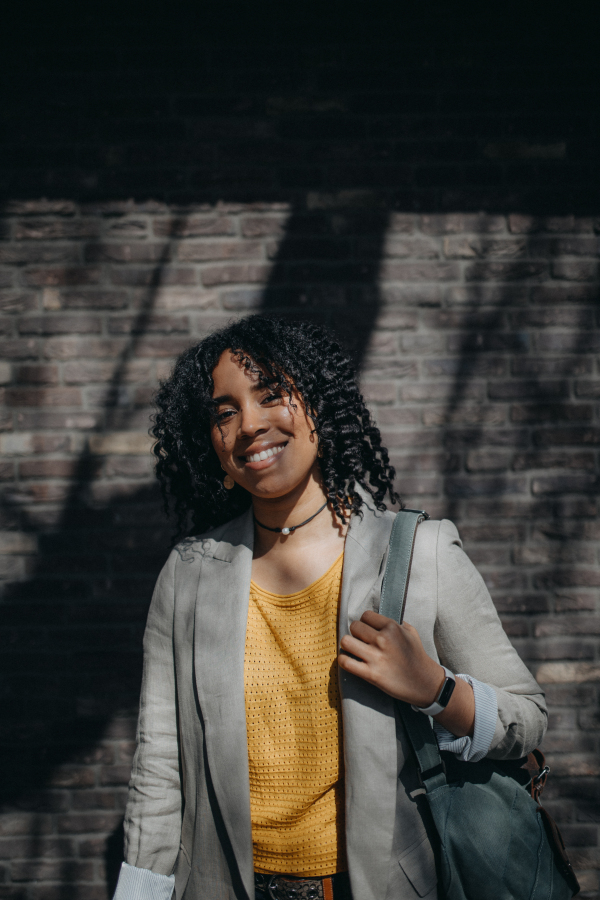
[122,499,547,900]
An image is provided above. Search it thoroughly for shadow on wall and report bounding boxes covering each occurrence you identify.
[0,3,599,896]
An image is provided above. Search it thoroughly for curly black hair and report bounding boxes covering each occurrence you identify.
[151,315,400,540]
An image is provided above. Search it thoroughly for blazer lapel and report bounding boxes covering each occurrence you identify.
[339,502,400,900]
[193,508,255,898]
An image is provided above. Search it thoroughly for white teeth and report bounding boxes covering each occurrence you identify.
[246,444,285,463]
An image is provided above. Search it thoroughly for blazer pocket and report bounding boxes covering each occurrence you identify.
[398,831,437,898]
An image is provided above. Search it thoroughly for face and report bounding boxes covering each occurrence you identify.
[210,351,320,501]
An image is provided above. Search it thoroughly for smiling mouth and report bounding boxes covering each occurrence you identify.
[242,442,287,463]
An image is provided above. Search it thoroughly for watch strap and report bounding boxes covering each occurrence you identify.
[412,666,456,716]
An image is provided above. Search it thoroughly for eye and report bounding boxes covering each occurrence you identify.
[214,407,236,423]
[261,389,284,405]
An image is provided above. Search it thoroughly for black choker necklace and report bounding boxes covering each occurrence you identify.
[254,501,328,535]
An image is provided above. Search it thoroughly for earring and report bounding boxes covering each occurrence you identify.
[223,473,235,490]
[317,445,324,458]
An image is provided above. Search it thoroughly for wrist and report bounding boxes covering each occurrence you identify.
[413,666,456,716]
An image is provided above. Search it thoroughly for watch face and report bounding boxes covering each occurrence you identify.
[438,677,456,709]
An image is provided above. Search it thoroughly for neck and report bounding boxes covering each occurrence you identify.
[251,469,345,551]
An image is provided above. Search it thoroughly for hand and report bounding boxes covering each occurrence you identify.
[338,609,444,708]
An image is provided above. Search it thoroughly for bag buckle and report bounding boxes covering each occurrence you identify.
[401,508,430,520]
[417,759,446,789]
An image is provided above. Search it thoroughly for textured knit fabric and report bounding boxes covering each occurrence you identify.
[244,553,347,877]
[113,862,175,900]
[433,673,498,762]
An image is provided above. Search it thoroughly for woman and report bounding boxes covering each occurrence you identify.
[113,316,547,900]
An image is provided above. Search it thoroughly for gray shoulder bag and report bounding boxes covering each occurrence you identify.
[381,509,580,900]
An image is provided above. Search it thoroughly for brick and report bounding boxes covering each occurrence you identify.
[64,360,152,384]
[446,286,529,306]
[53,290,130,310]
[111,266,197,286]
[153,216,236,237]
[535,617,600,637]
[200,263,271,286]
[530,284,598,304]
[423,310,503,330]
[466,451,511,472]
[0,339,38,359]
[515,545,595,565]
[534,428,600,447]
[508,214,594,234]
[423,406,506,426]
[5,388,82,407]
[23,267,102,286]
[43,337,127,359]
[19,460,78,478]
[99,765,131,786]
[381,285,443,307]
[15,412,101,430]
[15,219,99,240]
[0,532,37,553]
[18,316,101,335]
[445,476,526,497]
[0,362,11,384]
[535,332,600,352]
[534,570,600,589]
[0,291,38,313]
[84,242,170,263]
[419,213,504,235]
[359,382,397,404]
[535,662,600,684]
[575,380,600,398]
[10,860,94,882]
[444,237,527,259]
[14,365,59,384]
[423,357,507,377]
[552,260,598,280]
[88,433,153,455]
[512,357,593,377]
[510,309,594,328]
[0,433,76,455]
[401,382,485,402]
[240,215,287,237]
[178,240,263,261]
[511,404,592,423]
[489,380,569,400]
[512,452,595,470]
[221,288,263,310]
[464,261,547,281]
[379,261,459,281]
[532,475,599,495]
[108,314,189,335]
[154,288,220,311]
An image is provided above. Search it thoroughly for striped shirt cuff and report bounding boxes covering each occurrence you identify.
[433,674,498,762]
[113,862,175,900]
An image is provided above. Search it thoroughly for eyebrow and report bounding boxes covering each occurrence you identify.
[212,384,265,405]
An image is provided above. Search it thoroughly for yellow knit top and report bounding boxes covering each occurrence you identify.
[244,553,347,876]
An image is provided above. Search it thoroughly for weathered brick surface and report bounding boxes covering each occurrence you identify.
[0,4,599,897]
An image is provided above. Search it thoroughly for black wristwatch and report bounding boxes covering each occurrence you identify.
[412,666,456,716]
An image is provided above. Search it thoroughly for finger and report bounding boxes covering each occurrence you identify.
[348,619,379,643]
[337,652,378,684]
[360,609,398,628]
[339,634,378,663]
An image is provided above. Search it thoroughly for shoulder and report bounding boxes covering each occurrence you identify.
[172,506,253,566]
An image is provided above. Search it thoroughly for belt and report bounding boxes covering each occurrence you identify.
[254,872,351,900]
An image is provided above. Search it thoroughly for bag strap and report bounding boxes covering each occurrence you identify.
[381,509,447,793]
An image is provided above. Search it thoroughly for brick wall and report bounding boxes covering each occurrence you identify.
[0,4,599,897]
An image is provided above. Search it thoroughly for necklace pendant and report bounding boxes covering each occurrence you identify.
[281,527,290,535]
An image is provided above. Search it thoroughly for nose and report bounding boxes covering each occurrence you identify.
[238,399,268,438]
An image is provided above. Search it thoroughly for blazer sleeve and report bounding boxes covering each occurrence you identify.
[123,548,183,874]
[433,518,548,760]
